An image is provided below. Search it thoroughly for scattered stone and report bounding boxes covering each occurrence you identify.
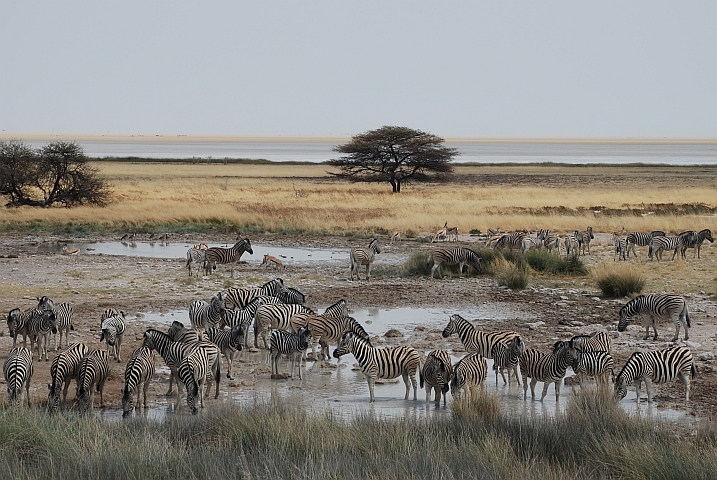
[384,329,403,338]
[699,352,715,361]
[525,321,545,330]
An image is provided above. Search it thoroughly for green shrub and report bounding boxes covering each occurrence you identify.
[489,256,529,289]
[523,249,588,276]
[403,251,433,276]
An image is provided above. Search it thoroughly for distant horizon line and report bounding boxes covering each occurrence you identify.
[1,132,716,145]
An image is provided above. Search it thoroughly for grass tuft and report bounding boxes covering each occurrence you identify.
[594,264,646,298]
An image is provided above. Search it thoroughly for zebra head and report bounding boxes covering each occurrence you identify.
[369,238,381,254]
[333,331,355,358]
[298,326,312,350]
[617,301,638,332]
[102,324,118,346]
[230,325,245,351]
[121,386,135,418]
[47,380,62,412]
[238,237,253,255]
[442,314,464,338]
[699,229,714,243]
[37,295,55,312]
[614,352,643,402]
[7,308,21,339]
[553,340,578,365]
[587,227,594,239]
[185,381,200,415]
[509,336,524,358]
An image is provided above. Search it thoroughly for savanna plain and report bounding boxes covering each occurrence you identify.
[1,161,717,479]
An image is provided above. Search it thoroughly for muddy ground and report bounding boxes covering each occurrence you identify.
[1,232,716,422]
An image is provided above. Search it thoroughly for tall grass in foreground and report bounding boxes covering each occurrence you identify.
[593,264,647,298]
[0,392,716,479]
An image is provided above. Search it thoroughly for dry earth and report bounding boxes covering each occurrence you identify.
[1,232,716,422]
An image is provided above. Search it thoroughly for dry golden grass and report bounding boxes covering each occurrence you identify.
[0,162,715,236]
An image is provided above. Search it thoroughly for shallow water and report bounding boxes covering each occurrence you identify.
[124,306,691,425]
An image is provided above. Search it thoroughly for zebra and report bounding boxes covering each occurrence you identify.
[7,307,35,348]
[441,314,520,359]
[36,296,75,351]
[27,308,57,361]
[253,303,314,349]
[521,229,548,253]
[613,233,627,261]
[649,235,686,262]
[485,232,506,248]
[278,286,306,306]
[564,233,580,257]
[349,238,381,281]
[269,327,312,380]
[450,353,488,402]
[142,328,199,396]
[519,340,578,402]
[626,230,665,258]
[177,342,221,415]
[167,320,205,344]
[204,325,244,380]
[571,351,614,391]
[122,346,155,418]
[4,347,33,407]
[76,349,110,412]
[493,232,528,252]
[47,342,89,412]
[490,336,524,387]
[570,331,612,354]
[189,291,227,329]
[204,238,253,278]
[222,296,282,348]
[618,294,690,342]
[419,349,453,406]
[290,313,371,362]
[575,227,594,255]
[615,346,695,403]
[185,246,207,278]
[333,331,420,403]
[224,278,285,310]
[100,307,125,322]
[100,314,126,362]
[429,247,482,279]
[543,232,561,254]
[322,298,349,319]
[680,229,714,259]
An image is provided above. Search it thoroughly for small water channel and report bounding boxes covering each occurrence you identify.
[106,306,691,425]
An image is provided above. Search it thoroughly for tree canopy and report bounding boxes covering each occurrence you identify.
[0,140,111,207]
[328,126,457,192]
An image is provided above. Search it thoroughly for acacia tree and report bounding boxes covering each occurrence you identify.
[0,140,111,207]
[328,126,457,193]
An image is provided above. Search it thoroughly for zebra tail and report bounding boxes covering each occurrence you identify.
[685,305,691,328]
[418,359,424,388]
[691,363,697,379]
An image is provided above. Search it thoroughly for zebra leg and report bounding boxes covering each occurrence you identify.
[643,378,654,403]
[366,374,376,403]
[540,380,551,402]
[522,375,529,399]
[402,371,411,400]
[678,371,690,402]
[529,378,538,400]
[365,264,371,281]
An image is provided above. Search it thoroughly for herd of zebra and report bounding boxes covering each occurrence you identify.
[3,271,698,413]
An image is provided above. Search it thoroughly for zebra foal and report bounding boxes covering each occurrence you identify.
[47,342,89,412]
[450,353,488,402]
[615,346,695,403]
[122,346,156,418]
[4,347,33,407]
[253,303,314,349]
[100,313,126,362]
[575,227,594,255]
[333,332,420,403]
[618,294,690,342]
[419,349,453,406]
[269,327,312,380]
[519,340,577,402]
[205,325,244,380]
[290,313,371,362]
[204,237,253,278]
[349,238,381,281]
[571,351,614,391]
[490,336,524,387]
[429,247,482,279]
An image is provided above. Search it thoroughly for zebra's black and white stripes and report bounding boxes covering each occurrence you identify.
[37,296,74,351]
[269,327,312,379]
[77,349,110,412]
[615,346,695,403]
[349,238,381,281]
[48,342,89,412]
[186,247,207,278]
[618,294,690,341]
[450,353,488,402]
[570,331,612,354]
[519,340,577,402]
[290,313,371,361]
[189,291,227,330]
[493,232,527,252]
[142,328,196,396]
[4,347,33,407]
[571,351,614,389]
[430,247,482,278]
[626,231,665,258]
[680,229,714,260]
[442,314,520,359]
[333,332,420,403]
[224,278,285,310]
[419,349,453,405]
[100,314,126,362]
[575,227,594,255]
[253,303,314,349]
[27,308,57,361]
[205,326,244,380]
[7,307,35,349]
[490,336,524,387]
[122,346,155,418]
[177,341,221,415]
[204,238,253,278]
[613,233,627,261]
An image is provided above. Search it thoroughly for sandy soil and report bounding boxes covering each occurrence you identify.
[1,233,715,420]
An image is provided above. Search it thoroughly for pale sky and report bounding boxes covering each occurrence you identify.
[2,2,716,138]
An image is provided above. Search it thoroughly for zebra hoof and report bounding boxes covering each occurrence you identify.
[226,374,234,380]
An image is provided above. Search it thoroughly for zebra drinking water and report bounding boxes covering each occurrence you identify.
[4,347,33,407]
[615,346,695,403]
[47,342,89,412]
[122,346,156,418]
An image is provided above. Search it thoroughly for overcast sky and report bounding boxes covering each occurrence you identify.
[1,2,716,138]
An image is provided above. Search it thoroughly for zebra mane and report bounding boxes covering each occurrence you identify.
[616,351,644,380]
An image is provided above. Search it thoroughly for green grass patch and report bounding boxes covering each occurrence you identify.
[594,264,647,298]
